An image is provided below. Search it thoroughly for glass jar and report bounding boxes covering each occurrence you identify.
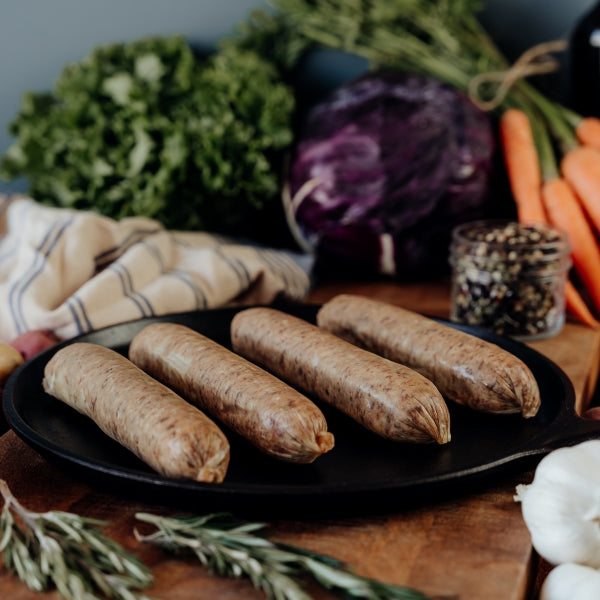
[449,220,572,341]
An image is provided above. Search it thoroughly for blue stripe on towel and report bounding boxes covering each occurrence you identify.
[214,247,251,291]
[66,296,94,335]
[140,238,208,310]
[94,226,163,273]
[110,262,154,317]
[255,248,294,293]
[8,216,74,334]
[140,239,166,273]
[169,269,208,310]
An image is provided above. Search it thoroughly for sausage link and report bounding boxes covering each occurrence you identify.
[230,307,451,444]
[317,294,541,417]
[42,342,230,482]
[129,322,334,463]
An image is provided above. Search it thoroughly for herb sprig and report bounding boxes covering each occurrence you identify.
[135,511,435,600]
[0,479,442,600]
[0,479,154,600]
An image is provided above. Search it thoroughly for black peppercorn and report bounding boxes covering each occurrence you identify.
[449,221,571,340]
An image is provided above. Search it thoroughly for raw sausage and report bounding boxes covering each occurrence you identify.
[230,307,451,444]
[42,342,230,482]
[317,294,541,417]
[129,322,334,463]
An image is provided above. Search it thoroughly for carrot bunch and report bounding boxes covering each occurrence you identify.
[500,108,600,328]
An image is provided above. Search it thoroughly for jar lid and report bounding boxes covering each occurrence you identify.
[449,219,571,271]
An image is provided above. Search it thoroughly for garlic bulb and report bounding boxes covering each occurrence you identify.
[540,563,600,600]
[514,439,600,567]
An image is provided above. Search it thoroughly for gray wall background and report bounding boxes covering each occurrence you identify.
[0,0,595,194]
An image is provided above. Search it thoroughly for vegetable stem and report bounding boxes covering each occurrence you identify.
[0,479,154,600]
[267,0,582,156]
[135,511,435,600]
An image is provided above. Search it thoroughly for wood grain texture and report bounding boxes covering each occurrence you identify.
[0,281,598,599]
[0,430,534,600]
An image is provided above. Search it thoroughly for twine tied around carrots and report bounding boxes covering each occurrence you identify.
[468,39,568,111]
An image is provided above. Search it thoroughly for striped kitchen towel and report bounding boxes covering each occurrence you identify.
[0,195,313,343]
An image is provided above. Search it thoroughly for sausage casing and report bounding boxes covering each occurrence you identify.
[128,322,334,463]
[230,307,451,444]
[316,294,541,417]
[42,342,230,482]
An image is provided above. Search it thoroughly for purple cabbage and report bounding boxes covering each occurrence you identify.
[285,71,496,278]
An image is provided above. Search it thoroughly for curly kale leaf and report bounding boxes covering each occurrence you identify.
[1,35,295,237]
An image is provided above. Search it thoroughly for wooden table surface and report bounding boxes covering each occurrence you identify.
[1,280,600,600]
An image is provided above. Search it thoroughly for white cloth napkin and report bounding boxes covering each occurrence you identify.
[0,195,313,343]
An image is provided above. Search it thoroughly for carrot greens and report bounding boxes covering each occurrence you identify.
[233,0,600,323]
[230,0,586,205]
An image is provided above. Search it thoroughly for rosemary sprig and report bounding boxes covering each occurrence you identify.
[0,479,154,600]
[135,511,435,600]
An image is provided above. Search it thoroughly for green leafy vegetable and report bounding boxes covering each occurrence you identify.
[0,479,153,600]
[264,0,503,92]
[135,511,434,600]
[0,35,295,239]
[0,478,442,599]
[229,0,583,199]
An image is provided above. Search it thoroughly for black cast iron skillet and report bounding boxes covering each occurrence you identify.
[4,301,600,518]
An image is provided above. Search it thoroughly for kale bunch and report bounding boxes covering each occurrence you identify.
[0,35,295,238]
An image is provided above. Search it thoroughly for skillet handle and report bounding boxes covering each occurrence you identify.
[540,415,600,450]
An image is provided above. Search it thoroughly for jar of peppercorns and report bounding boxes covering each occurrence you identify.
[449,220,572,341]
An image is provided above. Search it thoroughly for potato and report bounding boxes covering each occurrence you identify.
[10,329,59,361]
[0,344,24,386]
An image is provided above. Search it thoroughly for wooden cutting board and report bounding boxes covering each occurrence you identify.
[0,430,539,600]
[0,280,598,600]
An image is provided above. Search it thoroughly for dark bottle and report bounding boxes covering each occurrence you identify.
[570,1,600,117]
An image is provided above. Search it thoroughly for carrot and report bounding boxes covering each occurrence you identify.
[575,116,600,150]
[542,176,600,316]
[499,109,599,326]
[499,108,546,222]
[561,145,600,235]
[565,280,600,328]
